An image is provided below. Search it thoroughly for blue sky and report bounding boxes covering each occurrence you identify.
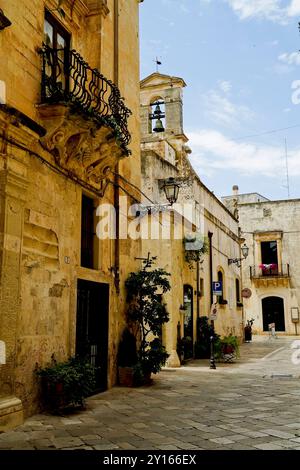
[139,0,300,200]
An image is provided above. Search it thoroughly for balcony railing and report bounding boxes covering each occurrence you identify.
[40,45,131,153]
[250,264,290,279]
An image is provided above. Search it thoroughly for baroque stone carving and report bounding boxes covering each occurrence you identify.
[86,0,110,17]
[38,104,125,188]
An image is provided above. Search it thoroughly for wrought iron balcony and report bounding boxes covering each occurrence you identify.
[250,264,290,279]
[40,45,131,154]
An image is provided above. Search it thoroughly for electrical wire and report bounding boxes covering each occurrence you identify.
[231,124,300,142]
[110,169,157,205]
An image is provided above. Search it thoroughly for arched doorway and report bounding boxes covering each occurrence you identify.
[262,297,285,332]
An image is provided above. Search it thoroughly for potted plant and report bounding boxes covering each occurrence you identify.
[215,335,240,363]
[117,328,138,387]
[36,355,97,412]
[125,267,171,384]
[244,318,255,342]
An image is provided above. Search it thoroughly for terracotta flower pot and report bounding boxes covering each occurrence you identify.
[118,366,135,387]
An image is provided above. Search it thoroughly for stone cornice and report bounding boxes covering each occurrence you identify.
[204,208,240,243]
[85,0,110,17]
[45,1,109,20]
[0,105,46,138]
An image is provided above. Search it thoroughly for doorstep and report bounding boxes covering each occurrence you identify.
[0,396,23,432]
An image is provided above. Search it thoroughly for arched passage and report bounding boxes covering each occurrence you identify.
[262,296,285,332]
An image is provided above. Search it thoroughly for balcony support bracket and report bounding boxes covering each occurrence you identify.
[37,104,124,187]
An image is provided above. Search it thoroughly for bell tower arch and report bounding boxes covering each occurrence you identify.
[140,73,187,140]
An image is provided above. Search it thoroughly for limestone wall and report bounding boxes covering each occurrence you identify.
[239,200,300,335]
[0,0,142,423]
[140,73,243,365]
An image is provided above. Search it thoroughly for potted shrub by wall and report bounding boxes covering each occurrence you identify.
[36,355,97,412]
[215,335,240,363]
[117,328,138,387]
[125,267,171,384]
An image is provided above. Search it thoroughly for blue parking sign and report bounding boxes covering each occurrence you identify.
[213,282,222,296]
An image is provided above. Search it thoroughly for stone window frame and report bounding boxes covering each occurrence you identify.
[253,231,283,270]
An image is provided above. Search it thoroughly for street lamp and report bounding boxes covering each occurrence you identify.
[136,177,181,217]
[162,177,180,206]
[228,243,249,267]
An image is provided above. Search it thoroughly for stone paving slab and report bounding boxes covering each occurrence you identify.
[1,336,300,450]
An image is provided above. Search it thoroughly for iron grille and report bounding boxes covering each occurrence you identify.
[40,45,131,153]
[250,264,290,279]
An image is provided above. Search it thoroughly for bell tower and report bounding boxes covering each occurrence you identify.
[140,73,190,174]
[140,73,187,141]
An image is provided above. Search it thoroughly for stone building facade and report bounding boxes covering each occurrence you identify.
[0,0,143,429]
[223,188,300,336]
[140,73,243,367]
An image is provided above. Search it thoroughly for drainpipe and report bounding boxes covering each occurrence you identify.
[113,0,120,293]
[239,228,245,340]
[208,231,213,307]
[196,260,200,320]
[195,258,200,346]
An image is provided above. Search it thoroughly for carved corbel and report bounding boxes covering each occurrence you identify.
[37,103,126,188]
[85,134,123,184]
[86,0,110,17]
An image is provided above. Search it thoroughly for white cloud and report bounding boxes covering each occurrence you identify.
[203,86,253,127]
[187,129,300,178]
[225,0,286,23]
[278,52,300,66]
[269,40,279,46]
[218,80,232,94]
[224,0,300,23]
[287,0,300,16]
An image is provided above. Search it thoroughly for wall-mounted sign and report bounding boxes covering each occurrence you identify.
[291,307,300,323]
[242,288,252,299]
[210,304,218,321]
[212,282,222,296]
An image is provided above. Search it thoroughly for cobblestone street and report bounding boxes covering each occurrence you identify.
[1,336,300,451]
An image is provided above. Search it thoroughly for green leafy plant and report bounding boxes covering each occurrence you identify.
[139,338,169,375]
[125,267,171,380]
[214,335,240,361]
[36,355,97,411]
